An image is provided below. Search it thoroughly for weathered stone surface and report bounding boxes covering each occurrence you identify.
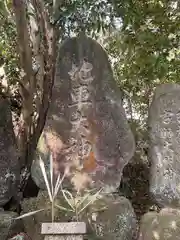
[0,210,24,239]
[139,208,180,240]
[0,96,19,206]
[149,83,180,207]
[89,195,138,240]
[31,134,52,190]
[21,190,72,240]
[31,35,135,192]
[22,190,137,240]
[22,190,90,239]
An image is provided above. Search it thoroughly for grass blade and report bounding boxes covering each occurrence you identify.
[39,156,52,202]
[50,153,54,196]
[76,189,99,208]
[53,171,66,199]
[76,193,91,209]
[78,188,102,215]
[13,209,45,220]
[62,189,74,201]
[53,173,61,198]
[55,204,74,212]
[52,201,54,222]
[61,189,75,211]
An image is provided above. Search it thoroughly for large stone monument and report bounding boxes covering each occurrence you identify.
[149,83,180,207]
[31,35,135,193]
[0,96,19,206]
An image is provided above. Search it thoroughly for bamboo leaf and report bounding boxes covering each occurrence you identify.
[78,188,102,215]
[61,189,75,211]
[53,171,66,199]
[39,156,52,202]
[50,153,54,196]
[53,173,61,198]
[55,204,74,212]
[76,193,91,209]
[13,209,45,220]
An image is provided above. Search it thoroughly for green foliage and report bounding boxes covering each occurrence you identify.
[0,0,19,85]
[1,0,179,114]
[46,0,115,38]
[1,0,180,157]
[105,0,180,122]
[0,0,116,110]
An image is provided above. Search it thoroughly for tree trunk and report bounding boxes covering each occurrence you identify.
[12,0,59,188]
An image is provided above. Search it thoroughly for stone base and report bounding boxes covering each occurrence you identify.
[44,235,83,240]
[41,222,86,240]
